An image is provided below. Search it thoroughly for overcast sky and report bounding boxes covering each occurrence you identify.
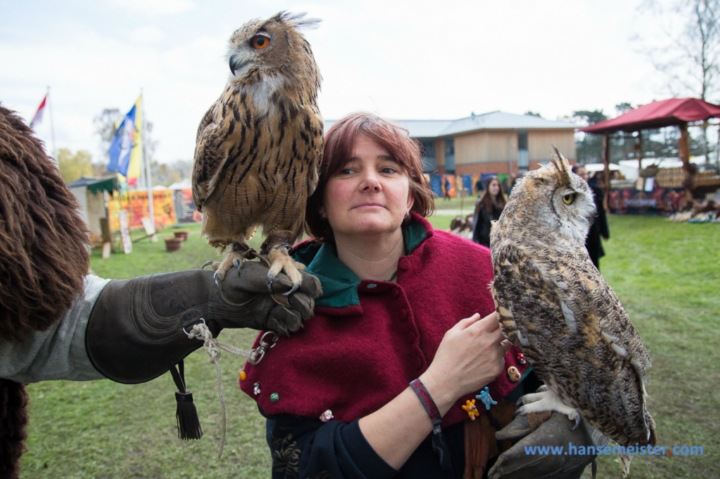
[1,0,684,165]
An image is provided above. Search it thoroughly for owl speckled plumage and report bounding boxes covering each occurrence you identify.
[192,12,323,288]
[490,151,656,476]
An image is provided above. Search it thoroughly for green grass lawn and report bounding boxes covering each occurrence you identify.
[21,216,719,478]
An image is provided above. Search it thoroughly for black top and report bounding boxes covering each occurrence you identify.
[473,203,503,247]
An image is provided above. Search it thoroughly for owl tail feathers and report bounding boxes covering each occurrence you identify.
[619,454,633,479]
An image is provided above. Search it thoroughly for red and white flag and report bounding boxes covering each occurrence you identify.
[30,94,48,128]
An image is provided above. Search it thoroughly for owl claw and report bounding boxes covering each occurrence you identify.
[267,273,276,292]
[214,270,224,287]
[233,258,242,269]
[283,282,300,296]
[570,413,582,430]
[201,260,215,270]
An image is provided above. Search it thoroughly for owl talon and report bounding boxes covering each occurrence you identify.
[283,282,300,296]
[267,273,276,292]
[569,412,581,430]
[233,258,242,269]
[201,260,215,270]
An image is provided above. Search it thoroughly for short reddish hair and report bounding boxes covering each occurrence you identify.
[305,112,435,242]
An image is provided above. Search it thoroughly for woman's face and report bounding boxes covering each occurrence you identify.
[575,167,589,182]
[320,134,414,239]
[488,180,500,197]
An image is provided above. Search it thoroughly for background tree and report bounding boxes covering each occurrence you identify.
[573,109,608,164]
[151,159,193,186]
[57,148,93,184]
[524,111,542,117]
[639,0,720,169]
[93,108,159,184]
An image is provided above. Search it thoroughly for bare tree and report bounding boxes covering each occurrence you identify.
[638,0,720,169]
[93,108,122,165]
[93,108,159,183]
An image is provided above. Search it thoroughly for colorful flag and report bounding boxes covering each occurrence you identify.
[126,95,143,186]
[30,94,47,128]
[107,104,137,177]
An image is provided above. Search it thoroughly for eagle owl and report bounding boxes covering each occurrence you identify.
[192,12,323,290]
[490,151,656,476]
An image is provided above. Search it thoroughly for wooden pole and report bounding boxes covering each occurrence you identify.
[679,122,690,168]
[636,131,644,173]
[678,122,693,203]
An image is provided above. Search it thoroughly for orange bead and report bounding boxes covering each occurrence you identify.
[239,371,247,381]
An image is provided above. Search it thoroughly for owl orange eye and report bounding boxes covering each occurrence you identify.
[251,35,270,50]
[562,193,576,205]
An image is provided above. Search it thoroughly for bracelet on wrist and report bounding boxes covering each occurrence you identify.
[409,378,453,472]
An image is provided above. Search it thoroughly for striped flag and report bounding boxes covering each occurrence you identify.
[107,96,143,185]
[30,94,47,128]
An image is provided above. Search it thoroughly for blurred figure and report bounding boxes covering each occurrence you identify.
[572,165,610,270]
[443,175,452,201]
[472,176,506,247]
[475,176,484,197]
[505,174,519,196]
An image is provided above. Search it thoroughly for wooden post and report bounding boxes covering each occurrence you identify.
[636,131,644,173]
[678,122,695,205]
[678,122,690,169]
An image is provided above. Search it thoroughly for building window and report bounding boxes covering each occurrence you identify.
[419,139,437,172]
[517,131,528,171]
[445,137,455,173]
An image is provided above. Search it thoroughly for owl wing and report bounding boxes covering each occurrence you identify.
[304,105,322,199]
[191,95,230,212]
[493,244,650,378]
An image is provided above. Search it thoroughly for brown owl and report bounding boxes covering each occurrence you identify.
[192,12,323,291]
[490,150,656,477]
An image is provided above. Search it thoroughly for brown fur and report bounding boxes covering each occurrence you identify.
[0,379,29,479]
[0,105,90,342]
[0,105,90,477]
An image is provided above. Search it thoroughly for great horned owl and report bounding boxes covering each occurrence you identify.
[490,150,656,477]
[192,12,323,291]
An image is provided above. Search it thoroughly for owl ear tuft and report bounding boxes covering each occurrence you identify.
[550,146,573,187]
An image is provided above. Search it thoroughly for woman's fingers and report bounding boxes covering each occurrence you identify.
[454,312,481,330]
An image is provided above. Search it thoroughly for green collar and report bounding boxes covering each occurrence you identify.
[293,220,428,309]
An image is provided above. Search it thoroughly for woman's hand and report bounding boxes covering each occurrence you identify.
[420,312,508,415]
[358,312,510,469]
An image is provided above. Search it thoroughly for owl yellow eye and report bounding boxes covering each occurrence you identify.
[562,193,576,205]
[251,35,270,50]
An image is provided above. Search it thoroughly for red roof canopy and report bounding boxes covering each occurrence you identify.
[580,98,720,134]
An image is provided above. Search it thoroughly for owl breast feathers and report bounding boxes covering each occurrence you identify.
[192,11,323,251]
[490,151,656,451]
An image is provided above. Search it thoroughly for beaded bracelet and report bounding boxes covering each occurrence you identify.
[409,378,453,472]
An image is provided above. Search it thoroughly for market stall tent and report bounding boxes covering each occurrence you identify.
[68,176,120,238]
[579,98,720,196]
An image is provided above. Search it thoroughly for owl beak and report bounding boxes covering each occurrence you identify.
[229,54,247,76]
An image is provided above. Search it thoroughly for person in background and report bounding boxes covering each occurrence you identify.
[444,175,452,201]
[572,165,610,270]
[474,177,484,197]
[472,176,506,247]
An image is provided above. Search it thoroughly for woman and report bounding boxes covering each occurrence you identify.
[571,165,610,270]
[472,177,506,247]
[239,113,531,478]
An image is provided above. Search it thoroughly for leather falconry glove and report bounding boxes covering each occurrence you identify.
[488,409,609,479]
[85,260,322,384]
